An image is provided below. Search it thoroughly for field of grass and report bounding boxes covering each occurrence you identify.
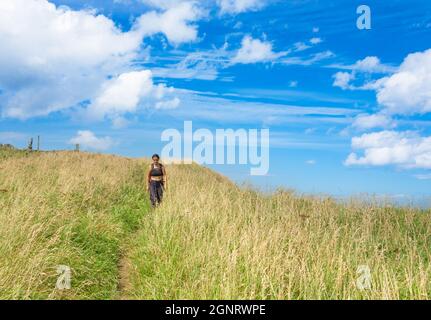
[1,150,430,299]
[0,150,150,299]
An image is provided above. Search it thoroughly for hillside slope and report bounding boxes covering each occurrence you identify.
[1,151,430,299]
[0,151,150,299]
[125,162,431,299]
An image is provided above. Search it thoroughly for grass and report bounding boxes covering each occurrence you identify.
[0,145,27,160]
[1,150,430,299]
[0,150,150,299]
[125,164,431,300]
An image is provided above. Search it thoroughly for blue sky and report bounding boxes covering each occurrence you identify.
[1,0,431,202]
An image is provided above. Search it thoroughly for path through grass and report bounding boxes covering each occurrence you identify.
[2,150,431,300]
[0,151,151,299]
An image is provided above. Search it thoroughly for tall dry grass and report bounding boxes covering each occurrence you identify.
[1,150,430,299]
[126,163,431,299]
[0,151,150,299]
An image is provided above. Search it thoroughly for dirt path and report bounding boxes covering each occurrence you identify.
[116,191,153,298]
[114,164,152,299]
[117,249,132,299]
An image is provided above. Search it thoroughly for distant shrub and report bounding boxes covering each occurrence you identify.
[0,144,16,150]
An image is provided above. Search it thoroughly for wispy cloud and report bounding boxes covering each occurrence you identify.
[414,174,431,180]
[165,89,359,127]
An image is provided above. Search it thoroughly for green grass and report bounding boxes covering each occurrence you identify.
[0,151,151,299]
[0,145,26,160]
[124,164,431,300]
[1,150,431,300]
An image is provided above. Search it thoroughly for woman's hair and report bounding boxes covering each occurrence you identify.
[152,154,160,160]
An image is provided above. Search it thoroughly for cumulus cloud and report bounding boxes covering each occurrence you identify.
[0,0,198,120]
[332,56,394,91]
[69,131,114,151]
[352,113,396,131]
[333,72,355,90]
[334,48,431,136]
[376,48,431,115]
[345,130,431,169]
[85,70,179,123]
[136,1,202,45]
[0,0,144,119]
[353,56,394,73]
[217,0,267,14]
[232,36,286,64]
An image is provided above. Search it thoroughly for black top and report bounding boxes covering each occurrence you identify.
[150,164,163,177]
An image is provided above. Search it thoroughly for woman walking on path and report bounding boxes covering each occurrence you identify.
[147,154,167,207]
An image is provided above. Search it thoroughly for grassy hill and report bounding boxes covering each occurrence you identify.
[0,150,430,299]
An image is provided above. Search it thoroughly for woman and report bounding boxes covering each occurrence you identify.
[147,154,167,207]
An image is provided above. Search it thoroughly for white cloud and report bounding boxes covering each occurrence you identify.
[0,0,199,120]
[152,44,230,80]
[282,50,335,66]
[345,130,431,169]
[293,42,311,52]
[218,0,267,14]
[333,72,355,90]
[352,113,396,130]
[332,56,395,74]
[167,88,357,127]
[85,70,178,123]
[333,49,431,125]
[376,48,431,115]
[153,36,329,81]
[308,51,335,64]
[112,116,132,129]
[232,36,285,64]
[309,37,323,45]
[0,0,144,119]
[306,160,316,165]
[332,56,395,91]
[87,71,153,119]
[353,56,392,73]
[69,131,114,151]
[293,37,322,52]
[153,35,329,81]
[155,97,181,109]
[136,1,202,45]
